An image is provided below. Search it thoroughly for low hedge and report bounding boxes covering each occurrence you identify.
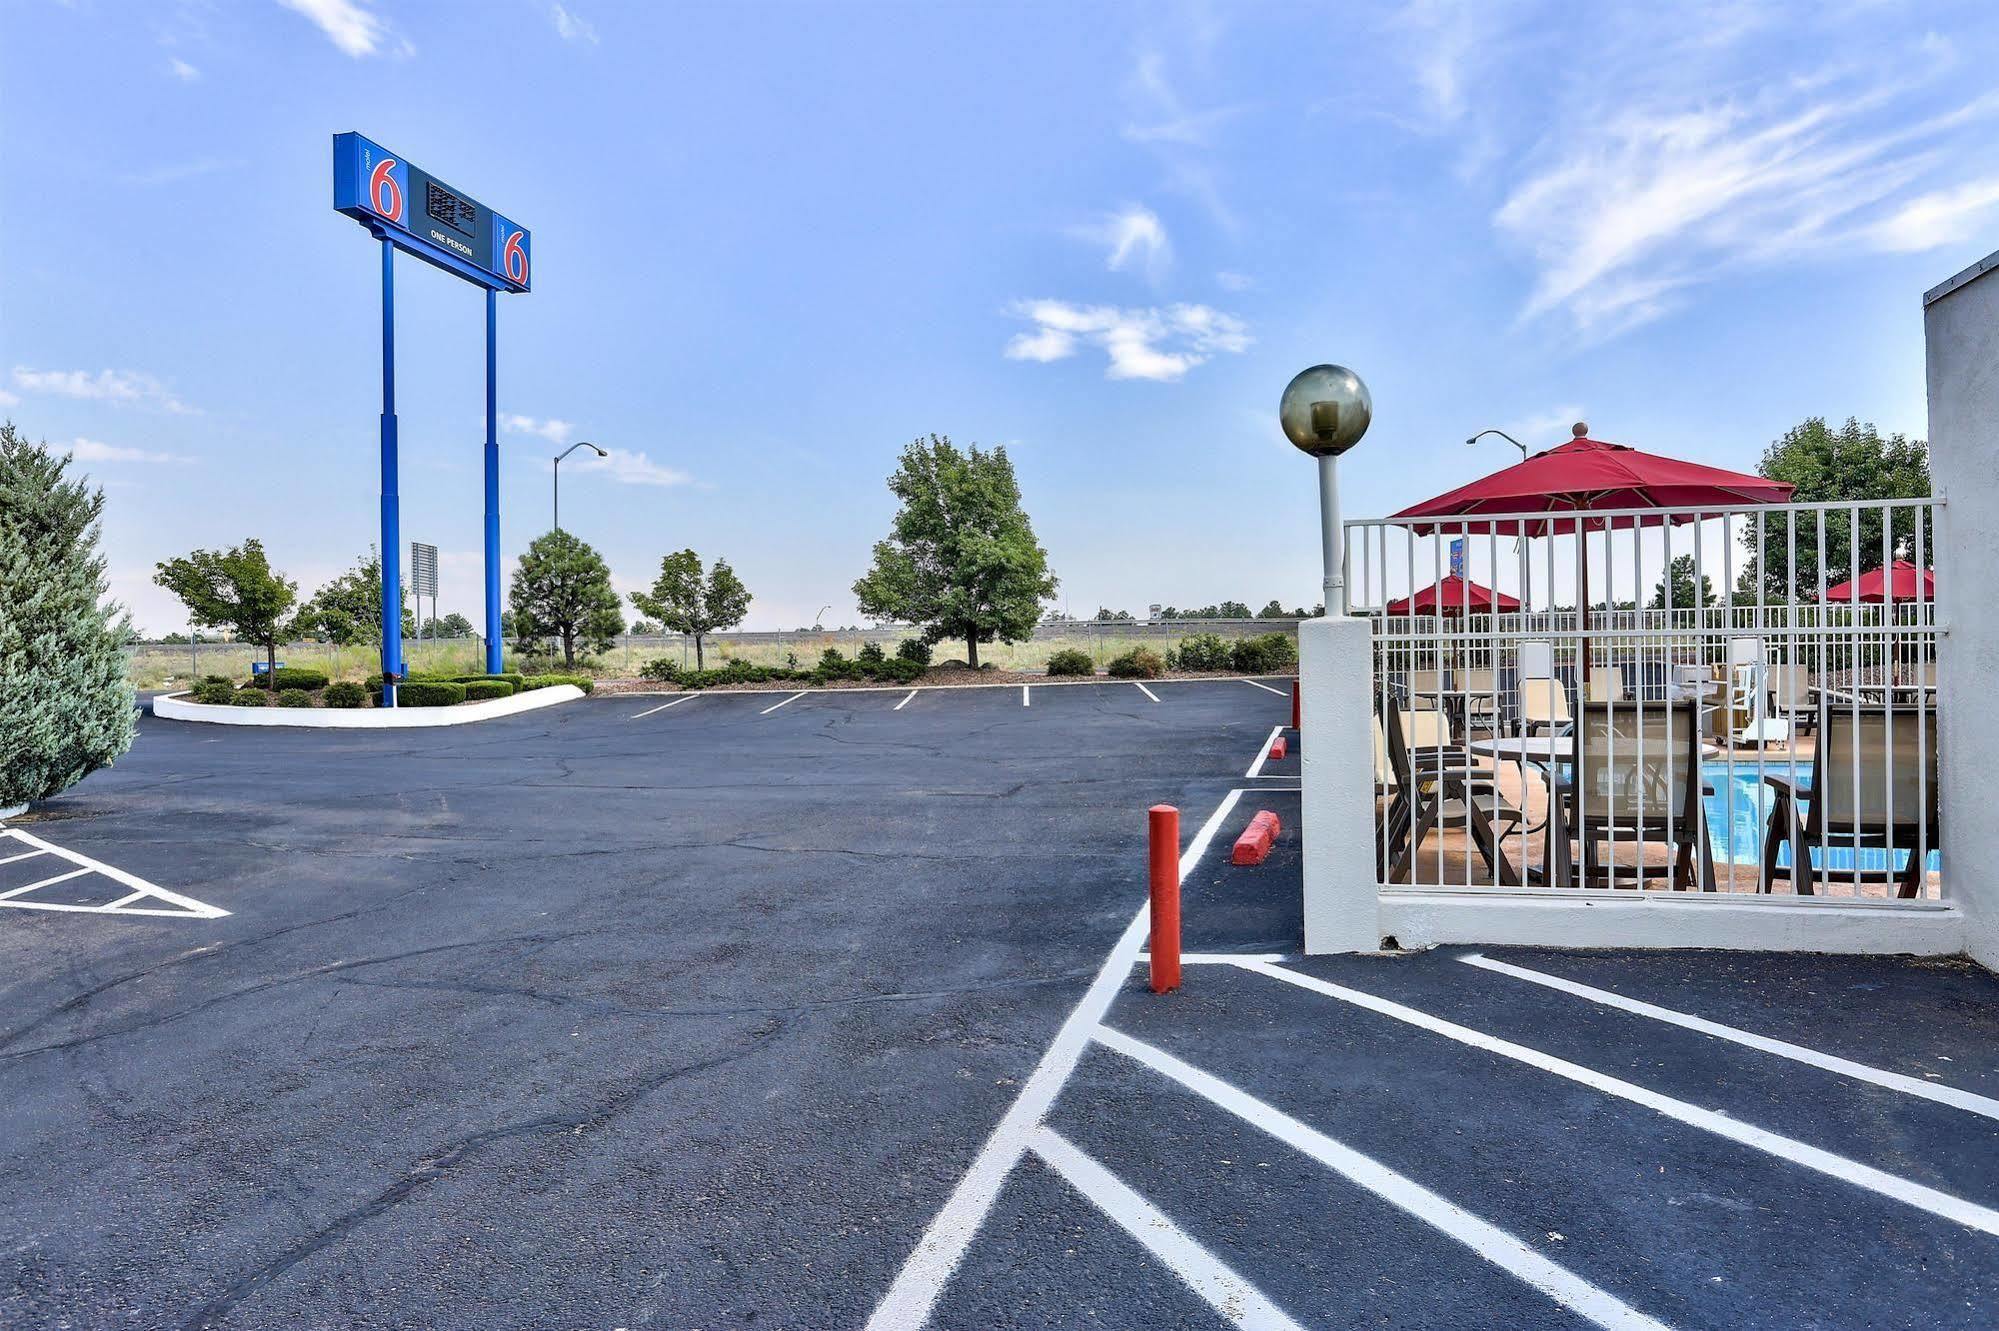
[1173,633,1233,671]
[379,681,466,707]
[1106,648,1165,680]
[463,679,514,702]
[449,673,523,690]
[276,688,313,708]
[519,674,594,694]
[895,638,932,665]
[231,688,269,707]
[1045,648,1095,677]
[324,681,367,708]
[1231,632,1298,674]
[247,666,329,691]
[192,680,235,705]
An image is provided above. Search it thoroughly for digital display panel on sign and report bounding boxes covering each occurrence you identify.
[333,132,530,293]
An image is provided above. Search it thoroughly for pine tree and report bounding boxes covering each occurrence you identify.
[0,423,137,810]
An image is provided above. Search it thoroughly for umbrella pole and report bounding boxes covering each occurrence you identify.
[1578,531,1593,685]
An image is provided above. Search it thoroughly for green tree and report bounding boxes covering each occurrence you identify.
[291,549,414,645]
[423,612,474,638]
[628,549,751,670]
[509,528,622,667]
[1648,554,1717,609]
[1256,599,1288,618]
[1740,417,1931,600]
[1094,606,1133,622]
[0,423,136,808]
[852,436,1057,667]
[155,538,298,687]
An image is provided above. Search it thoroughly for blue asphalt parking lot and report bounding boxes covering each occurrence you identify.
[2,678,1996,1330]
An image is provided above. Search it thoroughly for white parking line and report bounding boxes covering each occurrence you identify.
[1093,1026,1671,1331]
[0,867,92,901]
[1240,678,1287,696]
[894,690,919,710]
[1233,959,1999,1239]
[630,695,697,719]
[865,787,1246,1331]
[0,848,51,867]
[1029,1127,1307,1331]
[1132,682,1160,703]
[0,828,228,919]
[1022,685,1031,707]
[1242,724,1284,779]
[760,691,807,715]
[1460,952,1999,1123]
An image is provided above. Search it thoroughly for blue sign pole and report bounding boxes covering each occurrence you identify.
[484,288,503,675]
[379,237,404,706]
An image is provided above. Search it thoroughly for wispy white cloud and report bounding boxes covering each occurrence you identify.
[167,57,201,82]
[1866,176,1999,253]
[65,437,193,465]
[572,448,692,487]
[276,0,409,59]
[1215,270,1253,292]
[551,3,597,44]
[1004,300,1250,382]
[501,413,577,445]
[1489,405,1587,452]
[0,388,18,408]
[1075,204,1171,282]
[13,367,196,414]
[1383,8,1999,340]
[1122,42,1246,232]
[120,158,241,188]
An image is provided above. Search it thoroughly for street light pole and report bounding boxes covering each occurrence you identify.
[1467,428,1532,609]
[1280,366,1372,616]
[552,440,607,533]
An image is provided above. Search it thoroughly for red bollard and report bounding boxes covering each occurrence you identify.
[1291,679,1302,731]
[1148,805,1181,994]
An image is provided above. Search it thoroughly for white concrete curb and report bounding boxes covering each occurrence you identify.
[150,684,586,728]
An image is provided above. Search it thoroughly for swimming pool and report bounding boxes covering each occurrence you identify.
[1699,761,1940,872]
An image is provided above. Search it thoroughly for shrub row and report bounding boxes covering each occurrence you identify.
[1166,631,1297,675]
[240,666,329,691]
[1107,648,1165,680]
[1044,648,1095,677]
[520,674,595,693]
[639,650,924,690]
[324,681,367,708]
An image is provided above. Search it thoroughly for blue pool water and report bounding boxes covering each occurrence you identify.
[1698,761,1939,871]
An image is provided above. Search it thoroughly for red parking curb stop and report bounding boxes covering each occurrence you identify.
[1291,680,1301,731]
[1268,736,1288,761]
[1231,810,1281,865]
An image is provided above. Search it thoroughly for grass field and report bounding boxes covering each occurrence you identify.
[128,622,1300,688]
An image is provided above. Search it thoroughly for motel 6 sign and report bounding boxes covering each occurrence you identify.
[334,132,530,293]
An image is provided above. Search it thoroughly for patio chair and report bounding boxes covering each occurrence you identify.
[1454,667,1502,737]
[1404,668,1442,710]
[1759,703,1939,897]
[1554,700,1714,890]
[1382,695,1523,885]
[1519,676,1570,738]
[1726,637,1789,746]
[1770,662,1814,737]
[1587,672,1625,703]
[1516,640,1555,682]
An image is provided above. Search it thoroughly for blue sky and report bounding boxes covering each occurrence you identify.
[5,0,1998,635]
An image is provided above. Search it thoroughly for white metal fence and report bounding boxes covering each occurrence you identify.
[1346,498,1942,902]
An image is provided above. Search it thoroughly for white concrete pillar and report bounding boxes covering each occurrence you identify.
[1300,615,1381,953]
[1924,252,1999,970]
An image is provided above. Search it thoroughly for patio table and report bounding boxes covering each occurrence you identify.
[1469,735,1722,887]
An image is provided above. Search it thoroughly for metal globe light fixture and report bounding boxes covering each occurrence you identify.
[1279,364,1372,614]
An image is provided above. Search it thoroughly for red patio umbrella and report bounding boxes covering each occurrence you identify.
[1824,559,1933,603]
[1389,424,1795,679]
[1383,575,1521,616]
